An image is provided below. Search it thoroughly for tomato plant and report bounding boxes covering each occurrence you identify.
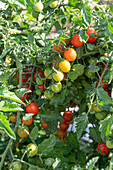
[44,90,53,99]
[51,82,62,93]
[53,70,64,82]
[57,129,67,139]
[97,143,110,154]
[17,74,28,83]
[26,102,39,116]
[86,28,97,43]
[95,111,108,120]
[96,78,109,89]
[59,59,71,73]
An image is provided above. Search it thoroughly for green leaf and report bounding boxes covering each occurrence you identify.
[26,0,34,7]
[87,43,94,51]
[16,88,31,99]
[28,33,34,43]
[89,126,101,143]
[67,132,79,149]
[38,134,56,155]
[54,21,61,31]
[77,150,86,165]
[108,23,113,42]
[46,120,58,133]
[8,0,26,7]
[0,46,13,60]
[76,45,84,59]
[110,5,113,14]
[82,4,91,26]
[30,126,39,141]
[76,112,89,140]
[86,157,99,170]
[99,114,113,141]
[109,156,113,169]
[68,64,85,82]
[97,87,113,105]
[0,87,24,105]
[0,114,15,139]
[0,101,23,112]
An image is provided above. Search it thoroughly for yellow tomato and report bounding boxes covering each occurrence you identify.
[59,60,71,73]
[92,101,103,112]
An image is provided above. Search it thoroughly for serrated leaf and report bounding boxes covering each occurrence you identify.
[86,156,99,170]
[0,114,15,139]
[38,134,56,155]
[28,33,34,43]
[0,87,24,105]
[99,114,113,141]
[0,101,23,112]
[46,120,58,133]
[97,87,113,105]
[89,126,101,143]
[75,112,89,140]
[30,126,38,141]
[82,4,91,26]
[68,64,85,82]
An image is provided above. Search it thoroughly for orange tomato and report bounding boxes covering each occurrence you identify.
[59,60,71,73]
[17,128,29,138]
[104,53,109,56]
[64,48,77,61]
[21,117,33,126]
[9,115,17,123]
[70,34,83,47]
[41,119,48,129]
[52,58,60,68]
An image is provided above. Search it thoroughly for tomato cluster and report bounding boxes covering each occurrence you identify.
[57,111,73,139]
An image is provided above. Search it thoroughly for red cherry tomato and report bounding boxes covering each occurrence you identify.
[53,39,65,52]
[34,70,45,81]
[63,111,73,122]
[86,28,97,43]
[41,119,48,129]
[96,78,109,89]
[59,121,69,130]
[57,129,67,139]
[25,67,32,77]
[26,102,39,116]
[17,74,28,83]
[38,84,45,93]
[97,142,110,154]
[68,101,76,106]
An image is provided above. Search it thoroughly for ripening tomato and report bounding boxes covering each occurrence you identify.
[49,1,58,8]
[59,60,71,73]
[9,115,17,123]
[68,101,76,106]
[44,90,54,99]
[17,74,28,83]
[95,111,108,120]
[53,70,64,82]
[104,52,109,56]
[59,121,69,130]
[92,101,103,112]
[5,56,12,65]
[41,119,48,129]
[26,102,39,116]
[70,34,83,47]
[86,28,97,43]
[63,111,73,122]
[53,39,65,52]
[17,127,29,138]
[51,82,62,93]
[96,78,109,89]
[57,129,67,139]
[34,1,43,12]
[64,48,77,61]
[97,142,110,154]
[27,143,38,157]
[21,117,33,126]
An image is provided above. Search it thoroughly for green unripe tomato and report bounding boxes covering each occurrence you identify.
[32,10,39,18]
[10,161,22,170]
[106,136,113,149]
[49,1,58,8]
[44,90,54,98]
[44,158,54,166]
[36,89,42,95]
[53,70,64,82]
[44,68,52,79]
[51,82,62,93]
[36,77,44,85]
[34,1,43,12]
[27,143,38,157]
[95,111,108,120]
